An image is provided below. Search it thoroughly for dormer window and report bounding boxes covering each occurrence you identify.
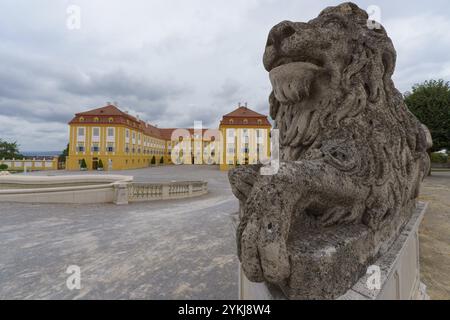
[94,117,99,122]
[79,117,84,122]
[243,119,248,124]
[257,119,262,125]
[108,117,114,123]
[229,119,234,124]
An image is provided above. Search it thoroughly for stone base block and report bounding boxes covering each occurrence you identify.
[239,202,428,300]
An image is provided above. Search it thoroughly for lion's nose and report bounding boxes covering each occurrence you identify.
[266,21,296,47]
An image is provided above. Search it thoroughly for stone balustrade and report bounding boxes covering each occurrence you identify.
[127,181,208,202]
[0,175,207,205]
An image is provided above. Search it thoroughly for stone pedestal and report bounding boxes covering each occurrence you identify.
[238,202,429,300]
[113,182,129,205]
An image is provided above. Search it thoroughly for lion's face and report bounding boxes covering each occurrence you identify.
[263,3,396,161]
[263,7,363,104]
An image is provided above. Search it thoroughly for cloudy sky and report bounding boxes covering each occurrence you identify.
[0,0,449,151]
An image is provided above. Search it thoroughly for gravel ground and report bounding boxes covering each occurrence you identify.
[418,171,450,300]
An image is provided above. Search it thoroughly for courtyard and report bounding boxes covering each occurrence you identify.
[0,165,448,299]
[0,166,238,299]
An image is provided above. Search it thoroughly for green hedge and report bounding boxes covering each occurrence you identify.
[0,164,8,170]
[430,152,448,163]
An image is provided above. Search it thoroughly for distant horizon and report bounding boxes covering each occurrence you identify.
[20,151,61,156]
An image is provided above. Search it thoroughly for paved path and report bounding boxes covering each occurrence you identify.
[0,166,239,299]
[419,171,450,300]
[1,166,448,299]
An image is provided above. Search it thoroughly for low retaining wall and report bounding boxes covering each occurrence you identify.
[0,175,133,204]
[0,175,208,205]
[0,158,58,171]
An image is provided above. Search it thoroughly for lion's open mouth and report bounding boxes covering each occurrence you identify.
[269,61,324,104]
[268,55,324,72]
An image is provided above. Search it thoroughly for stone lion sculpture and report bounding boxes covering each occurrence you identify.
[229,2,431,299]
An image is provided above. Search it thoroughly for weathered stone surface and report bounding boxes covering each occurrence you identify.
[229,2,431,299]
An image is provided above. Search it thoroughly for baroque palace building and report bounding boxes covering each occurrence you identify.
[66,103,271,171]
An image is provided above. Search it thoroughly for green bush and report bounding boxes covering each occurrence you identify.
[151,156,156,165]
[0,164,8,171]
[98,159,104,169]
[430,152,448,163]
[80,159,87,169]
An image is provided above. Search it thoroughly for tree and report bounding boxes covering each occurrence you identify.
[58,143,69,163]
[98,159,104,170]
[80,159,87,170]
[404,79,450,152]
[0,139,23,159]
[151,156,156,165]
[160,157,164,164]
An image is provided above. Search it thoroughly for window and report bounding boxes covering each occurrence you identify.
[125,129,130,138]
[108,117,114,123]
[93,127,100,137]
[107,142,114,152]
[94,117,99,122]
[227,129,235,138]
[227,143,235,153]
[243,119,248,124]
[91,143,100,152]
[77,142,85,152]
[107,128,114,137]
[229,119,234,124]
[79,117,84,122]
[125,144,130,153]
[257,119,262,125]
[78,127,85,136]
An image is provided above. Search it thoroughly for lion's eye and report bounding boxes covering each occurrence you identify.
[323,20,343,29]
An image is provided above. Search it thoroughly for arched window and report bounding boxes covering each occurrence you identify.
[94,117,99,122]
[257,119,262,125]
[79,117,84,122]
[243,119,248,125]
[108,117,114,123]
[229,119,234,124]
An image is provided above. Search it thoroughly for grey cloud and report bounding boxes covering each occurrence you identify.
[0,0,449,151]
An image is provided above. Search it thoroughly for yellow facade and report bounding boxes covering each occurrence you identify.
[66,104,271,171]
[219,125,271,171]
[67,123,167,171]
